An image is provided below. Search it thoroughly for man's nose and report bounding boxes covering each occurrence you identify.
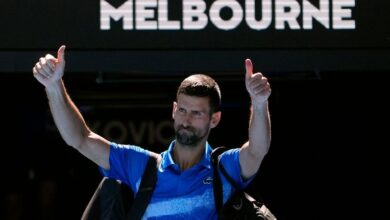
[182,113,192,127]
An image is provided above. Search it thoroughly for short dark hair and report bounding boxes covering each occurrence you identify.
[176,74,221,114]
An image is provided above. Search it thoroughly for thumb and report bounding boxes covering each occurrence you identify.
[57,45,66,64]
[245,58,253,80]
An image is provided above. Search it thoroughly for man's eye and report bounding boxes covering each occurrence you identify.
[193,112,202,117]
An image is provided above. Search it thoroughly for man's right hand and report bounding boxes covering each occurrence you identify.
[33,45,66,88]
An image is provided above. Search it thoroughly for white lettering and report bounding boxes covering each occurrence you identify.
[303,0,329,29]
[99,0,356,31]
[275,0,301,29]
[245,0,272,30]
[333,0,355,29]
[100,0,133,30]
[209,0,243,30]
[158,0,180,30]
[136,0,158,30]
[183,0,208,30]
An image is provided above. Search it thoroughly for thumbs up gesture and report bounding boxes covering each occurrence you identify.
[33,45,66,88]
[245,59,271,107]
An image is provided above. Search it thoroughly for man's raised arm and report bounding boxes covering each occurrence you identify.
[239,58,272,179]
[33,45,111,170]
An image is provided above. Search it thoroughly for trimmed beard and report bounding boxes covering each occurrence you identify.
[175,126,207,147]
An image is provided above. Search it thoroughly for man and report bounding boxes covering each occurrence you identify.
[32,45,272,219]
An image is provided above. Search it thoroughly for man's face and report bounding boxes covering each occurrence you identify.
[173,94,213,147]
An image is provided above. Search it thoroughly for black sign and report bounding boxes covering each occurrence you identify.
[1,0,389,50]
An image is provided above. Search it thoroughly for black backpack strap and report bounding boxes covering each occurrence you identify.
[81,177,132,220]
[217,159,240,190]
[211,147,228,219]
[126,153,160,220]
[211,147,264,218]
[218,156,266,206]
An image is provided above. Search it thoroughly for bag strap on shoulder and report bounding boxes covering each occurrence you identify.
[126,153,160,220]
[211,147,264,216]
[211,146,228,218]
[211,147,239,189]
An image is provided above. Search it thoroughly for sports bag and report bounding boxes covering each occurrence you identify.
[211,147,277,220]
[81,154,158,220]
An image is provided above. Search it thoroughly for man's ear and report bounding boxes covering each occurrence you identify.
[172,101,177,119]
[210,111,221,128]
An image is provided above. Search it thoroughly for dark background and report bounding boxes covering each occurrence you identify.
[1,0,389,219]
[1,0,389,50]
